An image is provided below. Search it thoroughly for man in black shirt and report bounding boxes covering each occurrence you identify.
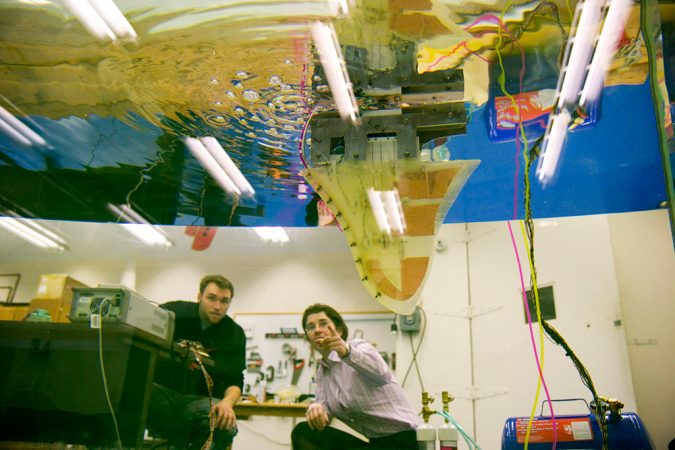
[148,275,246,449]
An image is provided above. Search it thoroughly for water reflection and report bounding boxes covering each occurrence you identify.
[0,0,665,230]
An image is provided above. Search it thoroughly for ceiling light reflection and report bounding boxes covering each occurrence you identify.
[0,214,68,251]
[61,0,137,43]
[253,227,290,244]
[0,106,48,148]
[184,137,255,197]
[107,203,174,248]
[311,21,360,125]
[367,188,406,236]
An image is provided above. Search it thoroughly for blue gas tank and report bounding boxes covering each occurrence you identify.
[502,401,655,450]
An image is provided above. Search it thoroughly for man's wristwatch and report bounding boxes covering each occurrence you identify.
[344,343,351,358]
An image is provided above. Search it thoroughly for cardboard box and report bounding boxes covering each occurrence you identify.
[0,303,30,321]
[32,274,89,323]
[12,305,29,320]
[35,273,89,298]
[35,274,88,300]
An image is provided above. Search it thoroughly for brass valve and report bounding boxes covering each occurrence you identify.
[421,391,435,423]
[607,398,624,421]
[441,391,455,412]
[598,396,624,421]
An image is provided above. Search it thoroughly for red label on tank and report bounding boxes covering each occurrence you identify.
[516,417,594,443]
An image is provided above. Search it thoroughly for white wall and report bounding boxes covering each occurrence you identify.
[1,211,672,449]
[398,216,640,450]
[607,209,675,450]
[2,262,128,302]
[0,248,386,450]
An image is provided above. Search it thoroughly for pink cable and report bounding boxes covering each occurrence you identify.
[501,18,557,446]
[511,39,525,221]
[297,106,316,169]
[297,56,311,168]
[507,222,557,449]
[465,14,509,31]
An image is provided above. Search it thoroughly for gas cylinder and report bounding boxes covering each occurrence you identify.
[417,422,437,450]
[438,423,458,450]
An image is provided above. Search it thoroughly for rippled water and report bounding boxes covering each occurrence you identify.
[0,1,345,223]
[3,0,643,227]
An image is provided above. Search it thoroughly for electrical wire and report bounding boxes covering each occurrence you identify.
[297,106,317,169]
[518,135,554,449]
[493,1,557,445]
[401,308,427,391]
[518,119,611,449]
[491,12,530,220]
[431,3,568,71]
[518,217,553,449]
[409,333,424,392]
[180,341,217,450]
[190,177,208,226]
[506,221,557,450]
[96,300,124,450]
[520,137,558,450]
[514,91,611,449]
[124,143,166,208]
[435,410,482,450]
[540,320,609,449]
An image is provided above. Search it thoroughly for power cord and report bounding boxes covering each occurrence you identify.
[401,307,427,392]
[177,340,216,450]
[95,300,124,450]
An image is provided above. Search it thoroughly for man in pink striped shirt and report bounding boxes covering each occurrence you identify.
[291,304,419,450]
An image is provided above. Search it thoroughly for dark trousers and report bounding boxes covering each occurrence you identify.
[147,383,237,449]
[291,421,417,450]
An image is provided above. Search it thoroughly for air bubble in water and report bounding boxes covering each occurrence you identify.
[243,90,260,101]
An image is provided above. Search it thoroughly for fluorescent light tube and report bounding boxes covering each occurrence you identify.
[367,188,406,235]
[382,190,406,235]
[311,21,360,124]
[580,0,632,107]
[367,188,391,234]
[0,216,67,251]
[0,117,31,147]
[253,227,290,243]
[558,0,605,108]
[119,223,172,247]
[200,137,255,196]
[536,110,572,185]
[62,0,116,41]
[108,204,174,247]
[0,106,48,147]
[89,0,137,41]
[184,137,241,195]
[537,0,614,186]
[61,0,136,42]
[327,0,350,17]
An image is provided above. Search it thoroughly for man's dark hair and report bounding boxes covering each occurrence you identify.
[199,275,234,298]
[301,303,349,340]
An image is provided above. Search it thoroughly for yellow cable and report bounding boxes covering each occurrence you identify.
[519,220,547,448]
[494,4,538,445]
[495,3,531,153]
[565,0,573,25]
[96,303,124,449]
